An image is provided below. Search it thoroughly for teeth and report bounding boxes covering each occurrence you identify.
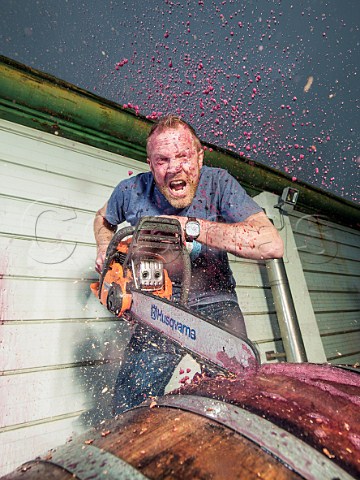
[170,180,186,189]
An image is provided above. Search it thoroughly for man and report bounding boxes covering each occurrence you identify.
[94,115,283,414]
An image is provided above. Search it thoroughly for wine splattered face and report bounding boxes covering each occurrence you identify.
[147,125,204,209]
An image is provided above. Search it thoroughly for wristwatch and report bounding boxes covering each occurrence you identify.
[185,217,200,242]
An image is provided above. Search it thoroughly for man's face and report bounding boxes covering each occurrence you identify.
[147,125,204,209]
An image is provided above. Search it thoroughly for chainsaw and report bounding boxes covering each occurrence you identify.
[91,216,260,375]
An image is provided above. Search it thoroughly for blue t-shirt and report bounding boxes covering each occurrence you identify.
[106,166,262,306]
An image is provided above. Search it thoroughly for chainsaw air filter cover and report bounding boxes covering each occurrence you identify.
[132,257,165,291]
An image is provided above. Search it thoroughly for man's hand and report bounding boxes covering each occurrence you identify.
[95,247,107,274]
[93,202,116,274]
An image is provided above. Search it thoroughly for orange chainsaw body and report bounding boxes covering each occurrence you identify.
[91,236,173,318]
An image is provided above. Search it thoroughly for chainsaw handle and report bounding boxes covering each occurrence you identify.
[98,218,192,307]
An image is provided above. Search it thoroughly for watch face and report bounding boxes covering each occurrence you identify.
[186,220,200,238]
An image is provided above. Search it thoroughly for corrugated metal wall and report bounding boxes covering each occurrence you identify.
[0,119,282,476]
[0,119,143,475]
[290,211,360,366]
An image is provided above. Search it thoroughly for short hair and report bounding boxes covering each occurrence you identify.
[146,115,202,153]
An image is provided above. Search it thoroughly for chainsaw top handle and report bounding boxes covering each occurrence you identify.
[98,216,191,306]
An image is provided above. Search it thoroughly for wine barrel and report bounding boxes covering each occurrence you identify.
[178,362,360,479]
[2,363,359,480]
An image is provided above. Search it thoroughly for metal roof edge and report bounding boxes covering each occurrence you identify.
[0,55,358,228]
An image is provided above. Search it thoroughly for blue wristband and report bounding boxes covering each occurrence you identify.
[189,240,202,260]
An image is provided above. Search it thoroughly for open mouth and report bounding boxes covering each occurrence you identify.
[169,180,187,193]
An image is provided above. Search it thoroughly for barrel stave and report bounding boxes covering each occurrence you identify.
[93,406,302,480]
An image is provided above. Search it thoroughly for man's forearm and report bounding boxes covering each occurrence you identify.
[94,204,114,246]
[197,213,283,260]
[94,214,115,250]
[93,203,116,273]
[170,212,283,260]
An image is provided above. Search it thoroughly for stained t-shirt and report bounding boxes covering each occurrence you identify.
[106,165,262,307]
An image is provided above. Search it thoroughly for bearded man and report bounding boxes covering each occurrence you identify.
[94,115,283,414]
